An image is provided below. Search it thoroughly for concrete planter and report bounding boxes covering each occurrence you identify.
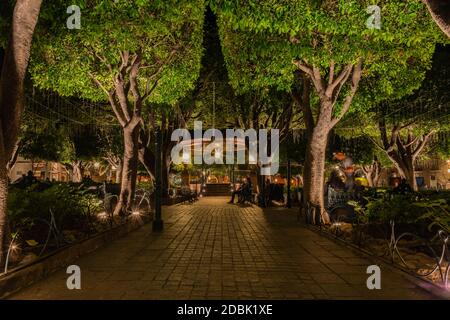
[0,216,150,299]
[304,223,450,300]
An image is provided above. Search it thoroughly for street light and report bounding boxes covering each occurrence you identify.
[153,130,163,232]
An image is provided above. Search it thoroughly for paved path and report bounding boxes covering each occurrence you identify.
[10,197,436,299]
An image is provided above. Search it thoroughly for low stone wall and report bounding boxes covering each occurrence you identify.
[303,223,450,300]
[0,217,150,299]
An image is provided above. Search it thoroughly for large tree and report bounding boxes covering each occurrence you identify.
[423,0,450,38]
[0,0,42,261]
[30,0,205,215]
[377,119,434,190]
[138,8,235,196]
[358,45,450,190]
[212,0,443,223]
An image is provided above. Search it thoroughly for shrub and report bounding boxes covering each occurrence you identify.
[136,181,154,193]
[364,193,450,233]
[8,183,102,243]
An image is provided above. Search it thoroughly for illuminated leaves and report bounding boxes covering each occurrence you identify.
[212,0,444,106]
[30,0,206,105]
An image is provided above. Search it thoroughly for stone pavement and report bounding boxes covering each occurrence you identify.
[10,197,437,300]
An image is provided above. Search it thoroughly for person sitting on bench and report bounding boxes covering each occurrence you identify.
[228,182,245,204]
[240,177,253,203]
[229,177,252,204]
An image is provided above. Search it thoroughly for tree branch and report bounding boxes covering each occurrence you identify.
[88,72,127,127]
[412,130,435,158]
[293,59,325,97]
[328,60,335,86]
[326,63,353,98]
[329,60,362,128]
[129,52,143,116]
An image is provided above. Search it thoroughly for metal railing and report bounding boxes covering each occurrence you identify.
[315,214,450,289]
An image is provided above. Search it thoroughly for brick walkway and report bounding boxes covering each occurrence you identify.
[10,197,436,299]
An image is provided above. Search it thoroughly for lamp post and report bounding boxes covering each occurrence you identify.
[286,159,292,208]
[153,129,163,232]
[261,175,266,207]
[231,164,235,192]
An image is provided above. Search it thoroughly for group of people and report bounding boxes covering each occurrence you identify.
[229,175,298,206]
[228,177,279,206]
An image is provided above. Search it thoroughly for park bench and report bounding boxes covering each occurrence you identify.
[180,187,197,204]
[238,187,255,204]
[326,187,358,222]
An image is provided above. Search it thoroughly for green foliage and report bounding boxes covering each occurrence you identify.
[329,134,390,166]
[136,181,155,193]
[20,113,102,164]
[8,183,102,242]
[97,125,123,158]
[417,202,450,234]
[374,47,449,127]
[434,132,450,159]
[365,195,424,223]
[355,46,450,155]
[212,0,444,114]
[364,192,450,233]
[64,129,102,163]
[30,0,206,104]
[20,118,69,162]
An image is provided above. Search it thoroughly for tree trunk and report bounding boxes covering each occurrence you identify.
[161,152,170,197]
[115,160,122,184]
[373,171,381,188]
[292,60,363,225]
[0,0,42,262]
[404,166,417,191]
[161,137,175,197]
[138,145,155,179]
[89,49,170,215]
[303,127,330,224]
[395,157,417,191]
[256,165,264,196]
[377,122,433,192]
[423,0,450,38]
[7,139,21,175]
[105,154,122,183]
[365,171,374,188]
[0,157,10,266]
[72,161,83,183]
[114,125,139,216]
[138,133,174,191]
[362,158,382,188]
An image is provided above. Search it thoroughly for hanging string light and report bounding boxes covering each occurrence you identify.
[212,81,215,129]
